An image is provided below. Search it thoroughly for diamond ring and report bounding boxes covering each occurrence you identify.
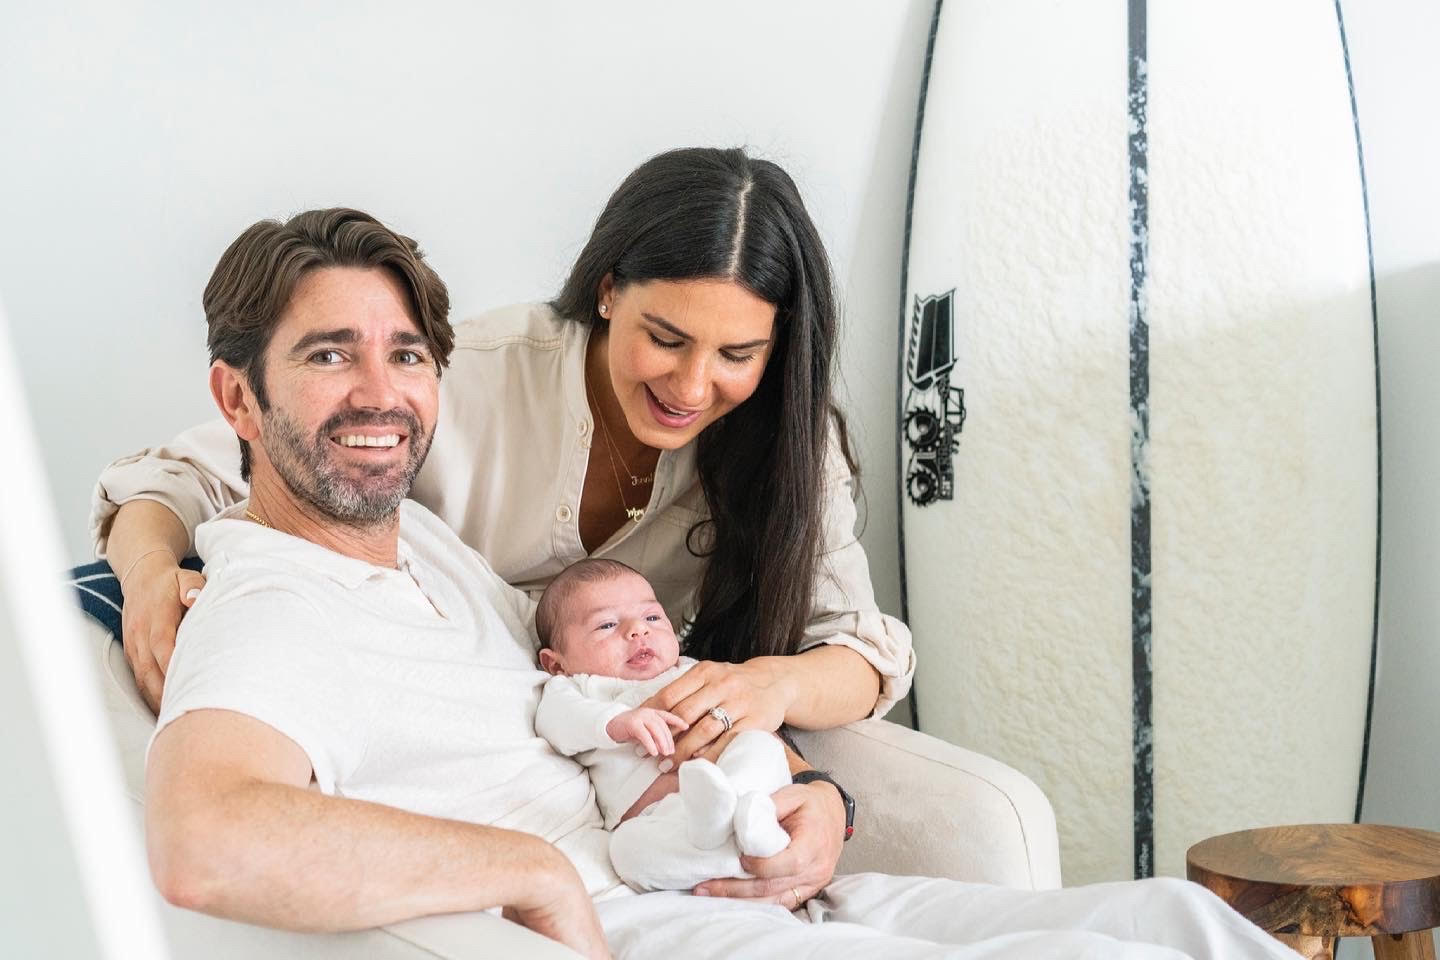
[708,705,733,733]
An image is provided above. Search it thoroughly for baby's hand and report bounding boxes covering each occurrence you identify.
[606,708,688,757]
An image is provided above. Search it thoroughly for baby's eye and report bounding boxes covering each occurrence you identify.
[645,614,662,622]
[596,620,618,631]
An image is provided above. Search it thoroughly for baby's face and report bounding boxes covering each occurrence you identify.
[545,573,680,681]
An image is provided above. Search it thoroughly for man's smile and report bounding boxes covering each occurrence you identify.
[335,433,403,448]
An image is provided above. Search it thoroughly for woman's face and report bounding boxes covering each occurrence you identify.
[598,276,778,450]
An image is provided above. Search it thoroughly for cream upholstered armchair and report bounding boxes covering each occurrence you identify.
[80,608,1060,959]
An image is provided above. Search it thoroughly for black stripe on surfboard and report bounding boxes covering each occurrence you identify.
[1333,0,1382,825]
[896,0,944,732]
[1127,0,1155,881]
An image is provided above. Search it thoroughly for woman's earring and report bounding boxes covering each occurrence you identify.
[599,303,609,316]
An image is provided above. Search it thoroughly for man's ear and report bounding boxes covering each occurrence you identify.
[537,648,565,676]
[209,361,262,443]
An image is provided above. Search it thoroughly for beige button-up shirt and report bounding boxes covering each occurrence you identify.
[92,302,915,716]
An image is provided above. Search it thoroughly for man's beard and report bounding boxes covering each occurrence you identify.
[261,406,431,528]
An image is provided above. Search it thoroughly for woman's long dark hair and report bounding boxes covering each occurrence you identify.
[552,147,856,663]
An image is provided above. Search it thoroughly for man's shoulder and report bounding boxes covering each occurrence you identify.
[197,509,378,595]
[182,553,329,636]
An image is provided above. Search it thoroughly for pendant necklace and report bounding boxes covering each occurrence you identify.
[587,384,653,523]
[594,398,655,488]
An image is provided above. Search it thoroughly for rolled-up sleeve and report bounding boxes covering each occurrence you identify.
[799,428,917,719]
[90,418,249,559]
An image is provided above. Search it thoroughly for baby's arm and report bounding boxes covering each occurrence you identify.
[606,707,687,757]
[535,676,685,756]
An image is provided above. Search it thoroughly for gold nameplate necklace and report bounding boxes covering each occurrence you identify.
[587,383,654,524]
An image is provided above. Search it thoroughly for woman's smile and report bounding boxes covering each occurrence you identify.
[643,385,703,428]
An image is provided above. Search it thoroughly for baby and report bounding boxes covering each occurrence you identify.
[533,558,792,892]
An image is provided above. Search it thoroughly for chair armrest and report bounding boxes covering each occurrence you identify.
[790,719,1061,889]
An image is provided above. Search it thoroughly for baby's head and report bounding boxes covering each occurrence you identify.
[536,559,680,681]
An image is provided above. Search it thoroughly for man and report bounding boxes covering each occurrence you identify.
[143,208,1296,960]
[144,208,614,958]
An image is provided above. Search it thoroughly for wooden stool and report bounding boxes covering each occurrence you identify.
[1187,824,1440,960]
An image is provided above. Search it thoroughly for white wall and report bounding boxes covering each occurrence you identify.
[1337,0,1440,955]
[0,2,933,656]
[1345,0,1440,830]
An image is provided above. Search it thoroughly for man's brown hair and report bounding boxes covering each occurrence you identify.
[203,207,453,480]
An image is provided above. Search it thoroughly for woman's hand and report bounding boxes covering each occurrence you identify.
[121,555,206,712]
[642,658,796,765]
[691,779,845,908]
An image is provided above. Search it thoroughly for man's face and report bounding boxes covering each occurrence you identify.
[251,266,440,526]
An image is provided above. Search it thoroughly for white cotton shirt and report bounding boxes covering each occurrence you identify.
[151,499,626,900]
[534,658,698,830]
[93,302,915,716]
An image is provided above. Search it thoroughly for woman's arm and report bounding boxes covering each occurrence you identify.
[91,417,248,556]
[652,644,880,764]
[653,426,912,762]
[110,500,207,710]
[95,418,246,710]
[756,643,882,730]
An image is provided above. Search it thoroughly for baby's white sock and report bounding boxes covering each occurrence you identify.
[733,791,790,858]
[680,759,737,850]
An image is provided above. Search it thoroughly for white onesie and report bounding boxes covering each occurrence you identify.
[535,657,792,892]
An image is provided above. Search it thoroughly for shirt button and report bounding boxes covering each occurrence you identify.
[556,505,573,523]
[578,419,591,436]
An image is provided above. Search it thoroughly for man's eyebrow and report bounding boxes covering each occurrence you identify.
[641,313,771,351]
[288,328,357,354]
[390,330,429,348]
[288,328,431,354]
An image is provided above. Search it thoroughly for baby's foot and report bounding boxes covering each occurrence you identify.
[680,758,738,849]
[733,791,789,858]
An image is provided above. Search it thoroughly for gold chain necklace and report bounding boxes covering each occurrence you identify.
[245,508,271,528]
[593,398,654,487]
[586,384,649,523]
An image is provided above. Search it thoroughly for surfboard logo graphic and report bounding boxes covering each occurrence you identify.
[903,290,966,507]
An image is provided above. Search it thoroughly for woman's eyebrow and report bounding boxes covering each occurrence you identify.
[643,313,692,340]
[642,313,771,350]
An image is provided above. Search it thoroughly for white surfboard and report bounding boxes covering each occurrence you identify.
[897,0,1378,884]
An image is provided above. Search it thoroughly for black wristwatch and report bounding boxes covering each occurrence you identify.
[792,770,855,842]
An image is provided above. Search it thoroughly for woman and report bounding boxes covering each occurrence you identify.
[98,147,911,906]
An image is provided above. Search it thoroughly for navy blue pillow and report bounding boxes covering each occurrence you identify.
[66,557,205,638]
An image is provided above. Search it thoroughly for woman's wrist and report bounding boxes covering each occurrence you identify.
[118,547,178,592]
[753,655,802,722]
[770,645,880,729]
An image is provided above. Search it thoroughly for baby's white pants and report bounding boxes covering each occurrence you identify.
[609,729,791,892]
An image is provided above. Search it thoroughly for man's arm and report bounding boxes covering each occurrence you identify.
[146,708,609,959]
